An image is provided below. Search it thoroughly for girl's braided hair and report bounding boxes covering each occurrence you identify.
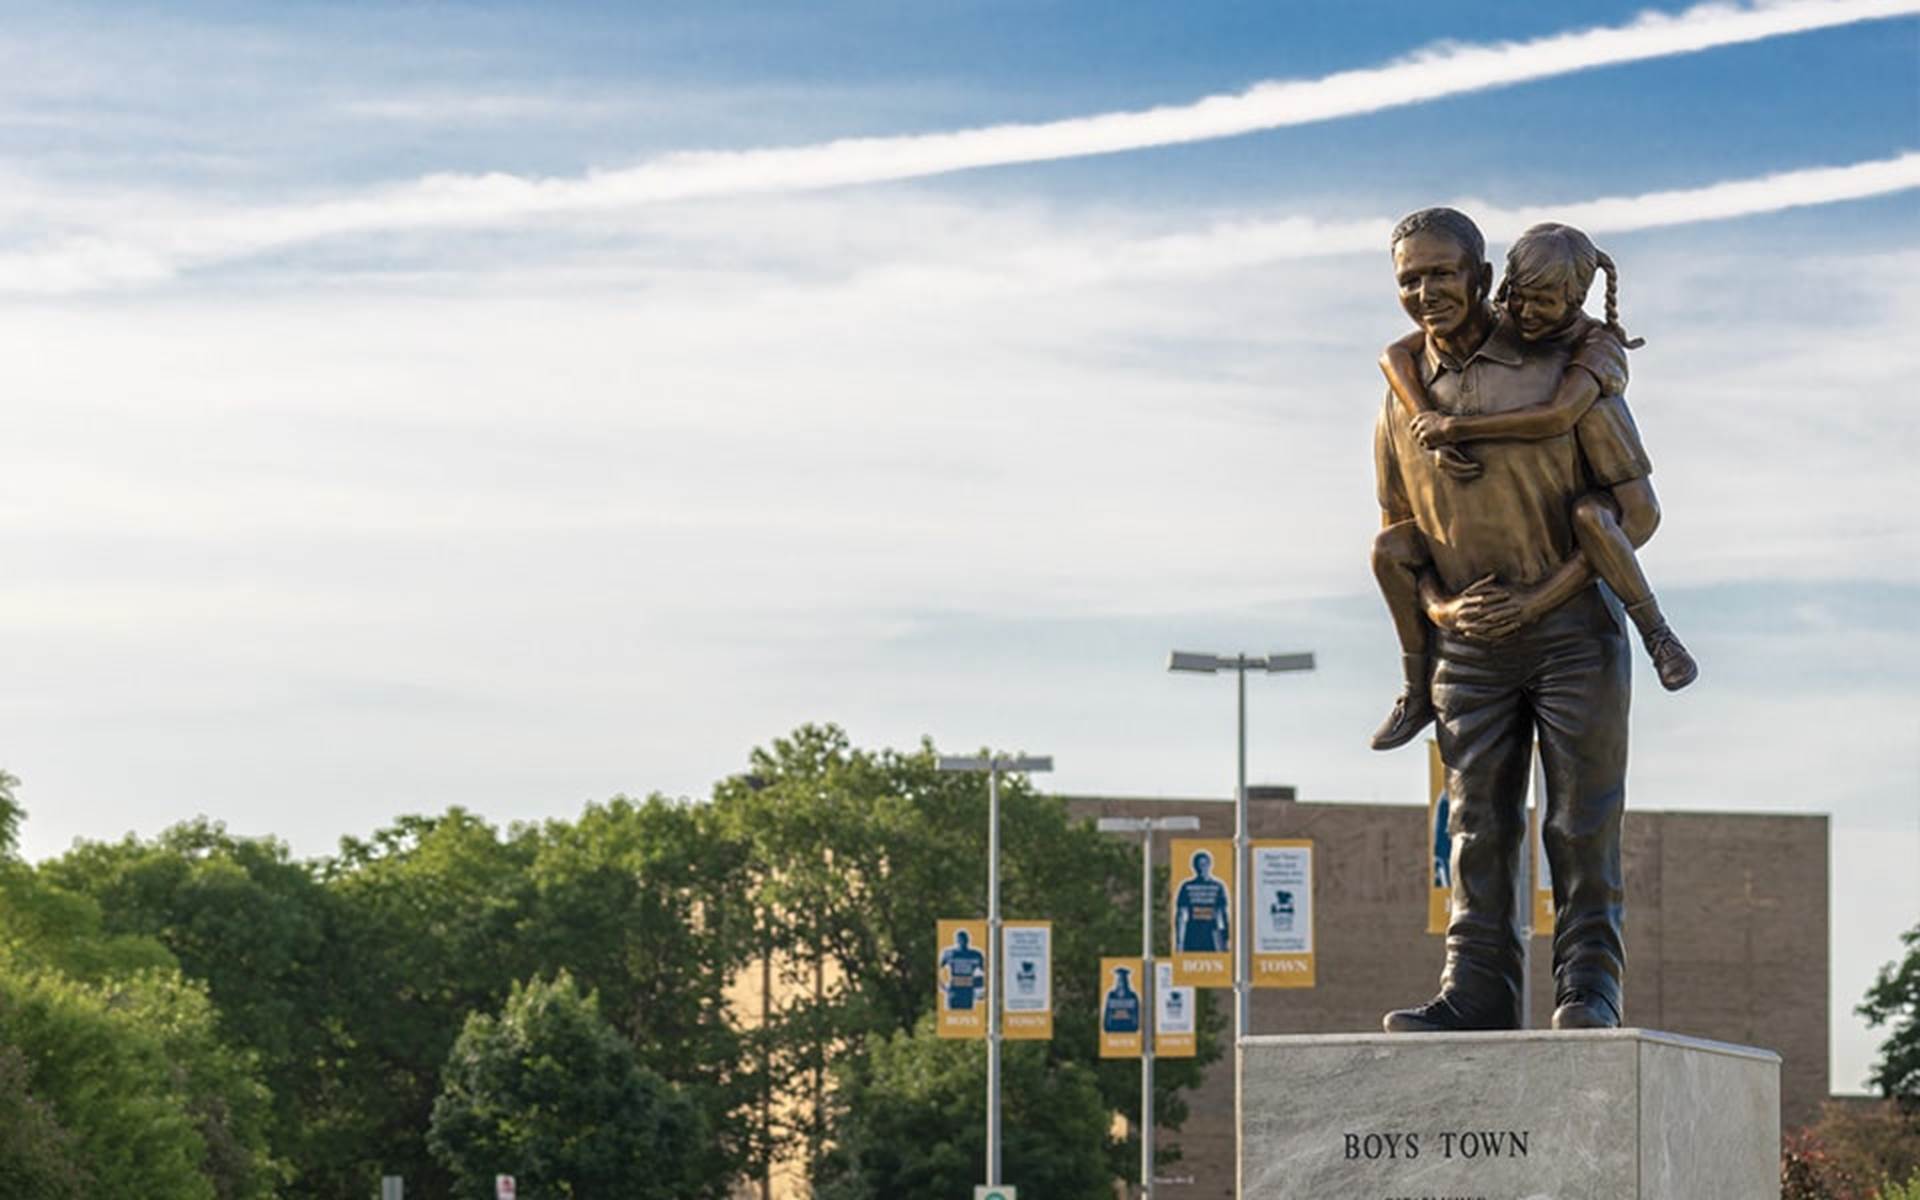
[1495,223,1645,349]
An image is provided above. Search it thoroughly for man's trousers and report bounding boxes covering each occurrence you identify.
[1432,584,1631,1025]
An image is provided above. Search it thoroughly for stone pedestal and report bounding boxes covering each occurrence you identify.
[1240,1028,1778,1199]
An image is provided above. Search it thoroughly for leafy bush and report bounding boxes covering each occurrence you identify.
[429,971,717,1200]
[1878,1171,1920,1200]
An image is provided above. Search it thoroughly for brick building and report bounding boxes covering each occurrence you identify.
[1064,792,1829,1199]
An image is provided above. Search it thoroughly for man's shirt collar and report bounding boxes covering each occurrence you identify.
[1423,309,1524,376]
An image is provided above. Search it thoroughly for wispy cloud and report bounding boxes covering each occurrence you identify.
[585,0,1919,198]
[1099,152,1920,275]
[3,151,1916,297]
[1,0,1915,292]
[727,152,1920,309]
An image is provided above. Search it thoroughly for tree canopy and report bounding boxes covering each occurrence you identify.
[815,1016,1113,1200]
[428,971,713,1200]
[2,727,1221,1198]
[1862,920,1920,1105]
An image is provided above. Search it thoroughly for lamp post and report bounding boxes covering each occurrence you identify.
[1097,814,1201,1199]
[937,752,1053,1190]
[1166,651,1314,1198]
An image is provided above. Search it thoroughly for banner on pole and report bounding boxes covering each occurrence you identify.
[1002,920,1053,1040]
[936,919,988,1039]
[1250,840,1315,987]
[1426,740,1451,935]
[1168,837,1233,986]
[1098,956,1144,1057]
[1154,961,1196,1057]
[1529,748,1554,936]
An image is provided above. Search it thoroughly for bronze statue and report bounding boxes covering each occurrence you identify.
[1368,208,1691,1032]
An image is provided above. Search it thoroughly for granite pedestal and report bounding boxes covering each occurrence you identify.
[1240,1028,1778,1199]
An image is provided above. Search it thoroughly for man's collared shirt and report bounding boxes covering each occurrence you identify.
[1375,314,1651,593]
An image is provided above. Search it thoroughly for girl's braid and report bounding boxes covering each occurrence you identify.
[1596,251,1646,349]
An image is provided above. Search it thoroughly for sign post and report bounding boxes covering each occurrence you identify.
[936,753,1052,1192]
[1167,649,1315,1200]
[1098,813,1200,1197]
[493,1176,515,1200]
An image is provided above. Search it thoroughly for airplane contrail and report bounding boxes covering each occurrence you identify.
[0,1,1914,292]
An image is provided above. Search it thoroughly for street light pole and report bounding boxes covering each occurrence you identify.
[1167,651,1314,1199]
[1098,814,1200,1200]
[938,752,1053,1190]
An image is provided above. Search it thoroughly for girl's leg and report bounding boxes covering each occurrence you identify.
[1374,520,1432,656]
[1570,494,1697,691]
[1372,521,1438,748]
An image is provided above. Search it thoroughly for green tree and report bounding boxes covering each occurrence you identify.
[0,1043,90,1200]
[522,796,752,1184]
[0,784,281,1200]
[0,960,279,1200]
[326,804,751,1195]
[1881,1171,1920,1199]
[1862,922,1920,1105]
[43,820,368,1199]
[0,769,21,858]
[428,971,713,1200]
[1,846,177,985]
[322,808,545,1196]
[814,1017,1112,1200]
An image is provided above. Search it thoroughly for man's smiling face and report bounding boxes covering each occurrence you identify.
[1394,229,1488,344]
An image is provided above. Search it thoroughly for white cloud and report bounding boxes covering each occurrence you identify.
[836,154,1920,299]
[2,1,1917,291]
[2,150,1915,298]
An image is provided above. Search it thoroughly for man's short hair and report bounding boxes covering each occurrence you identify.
[1193,850,1211,866]
[1390,207,1486,265]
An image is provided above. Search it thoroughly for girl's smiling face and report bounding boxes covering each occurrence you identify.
[1506,279,1581,342]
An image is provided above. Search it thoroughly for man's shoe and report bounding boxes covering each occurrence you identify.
[1370,690,1436,751]
[1382,992,1512,1033]
[1644,627,1698,692]
[1551,990,1621,1030]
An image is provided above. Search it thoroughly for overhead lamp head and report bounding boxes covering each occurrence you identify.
[1168,651,1220,674]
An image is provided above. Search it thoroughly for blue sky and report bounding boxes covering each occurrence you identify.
[1,0,1916,1091]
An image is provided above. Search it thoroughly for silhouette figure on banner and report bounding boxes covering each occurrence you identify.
[1102,967,1140,1033]
[1175,850,1230,952]
[938,929,986,1011]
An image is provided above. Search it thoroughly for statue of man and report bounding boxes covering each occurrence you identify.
[1372,207,1662,1032]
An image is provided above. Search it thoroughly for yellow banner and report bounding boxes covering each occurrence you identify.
[1529,750,1554,937]
[1427,741,1451,935]
[1250,840,1315,987]
[936,919,988,1039]
[1002,920,1053,1040]
[1153,962,1195,1057]
[1098,957,1144,1057]
[1169,838,1234,987]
